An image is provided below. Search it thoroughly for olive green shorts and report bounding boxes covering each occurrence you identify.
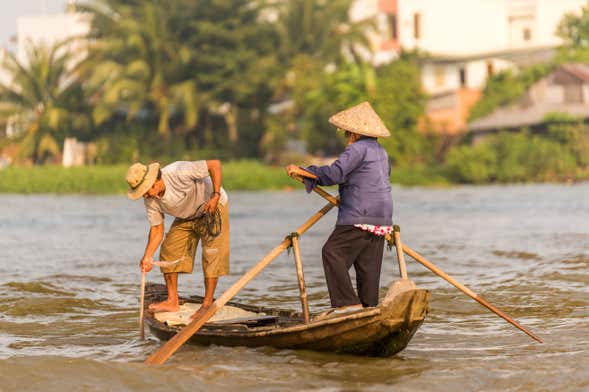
[159,203,230,278]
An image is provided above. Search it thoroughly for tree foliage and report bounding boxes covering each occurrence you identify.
[0,40,89,163]
[274,0,373,67]
[557,1,589,62]
[468,64,553,122]
[373,56,429,166]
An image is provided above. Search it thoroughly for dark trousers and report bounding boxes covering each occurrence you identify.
[322,225,385,308]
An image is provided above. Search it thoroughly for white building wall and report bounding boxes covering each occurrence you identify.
[397,0,508,55]
[395,0,587,56]
[422,57,515,95]
[393,0,587,94]
[422,63,462,94]
[466,58,513,90]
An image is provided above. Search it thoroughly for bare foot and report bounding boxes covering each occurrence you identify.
[148,299,180,313]
[190,303,212,320]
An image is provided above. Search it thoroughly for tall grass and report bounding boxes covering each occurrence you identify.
[0,161,296,194]
[0,160,453,194]
[0,165,129,194]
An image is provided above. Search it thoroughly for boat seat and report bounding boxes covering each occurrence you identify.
[206,315,279,327]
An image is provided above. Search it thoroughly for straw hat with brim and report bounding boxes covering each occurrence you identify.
[126,162,160,200]
[329,101,390,138]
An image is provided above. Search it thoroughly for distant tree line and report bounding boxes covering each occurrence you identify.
[0,0,430,166]
[0,0,587,184]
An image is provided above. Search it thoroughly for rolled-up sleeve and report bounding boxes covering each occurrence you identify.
[304,144,364,186]
[144,198,164,226]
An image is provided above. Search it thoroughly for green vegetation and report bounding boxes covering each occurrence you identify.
[557,1,589,62]
[0,41,90,164]
[467,64,554,122]
[0,165,128,194]
[1,0,588,191]
[0,161,301,194]
[445,124,588,183]
[0,160,455,194]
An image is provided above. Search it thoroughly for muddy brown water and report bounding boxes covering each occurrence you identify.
[0,184,588,391]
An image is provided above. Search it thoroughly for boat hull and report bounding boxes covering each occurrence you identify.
[145,283,429,357]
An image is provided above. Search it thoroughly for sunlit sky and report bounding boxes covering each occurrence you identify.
[1,0,68,48]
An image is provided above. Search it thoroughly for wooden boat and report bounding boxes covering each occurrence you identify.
[145,282,429,357]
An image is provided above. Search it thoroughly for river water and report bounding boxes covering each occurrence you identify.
[0,184,588,391]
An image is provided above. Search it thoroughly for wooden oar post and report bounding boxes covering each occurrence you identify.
[139,271,146,340]
[290,234,310,323]
[392,225,408,279]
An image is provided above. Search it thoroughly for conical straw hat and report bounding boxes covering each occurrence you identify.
[329,101,390,138]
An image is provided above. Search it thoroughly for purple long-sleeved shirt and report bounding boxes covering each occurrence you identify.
[305,138,393,226]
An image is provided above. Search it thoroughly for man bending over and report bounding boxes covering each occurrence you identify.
[125,160,230,319]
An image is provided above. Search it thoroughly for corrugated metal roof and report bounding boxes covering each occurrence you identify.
[561,63,589,82]
[469,103,589,132]
[468,63,589,132]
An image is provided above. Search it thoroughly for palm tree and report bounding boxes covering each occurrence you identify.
[80,0,199,138]
[275,0,374,66]
[0,40,89,163]
[82,0,278,151]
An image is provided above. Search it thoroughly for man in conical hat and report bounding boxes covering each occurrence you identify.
[286,102,393,312]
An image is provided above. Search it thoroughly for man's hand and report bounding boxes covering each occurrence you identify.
[285,164,318,179]
[203,193,220,215]
[140,256,153,273]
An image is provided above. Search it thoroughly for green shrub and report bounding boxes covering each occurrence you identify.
[445,144,497,183]
[469,65,553,121]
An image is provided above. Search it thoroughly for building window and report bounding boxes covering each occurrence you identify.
[487,61,494,77]
[388,13,398,40]
[523,28,532,41]
[435,66,446,88]
[414,13,421,40]
[459,66,467,88]
[564,85,583,103]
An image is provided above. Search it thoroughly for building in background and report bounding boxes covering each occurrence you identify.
[351,0,588,134]
[468,63,589,142]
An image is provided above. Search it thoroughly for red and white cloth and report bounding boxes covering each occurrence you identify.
[354,224,393,236]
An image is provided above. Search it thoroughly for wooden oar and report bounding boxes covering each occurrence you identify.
[290,175,543,344]
[144,201,336,365]
[399,245,543,343]
[139,271,146,340]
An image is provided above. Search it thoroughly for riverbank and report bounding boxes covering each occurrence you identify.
[0,161,452,194]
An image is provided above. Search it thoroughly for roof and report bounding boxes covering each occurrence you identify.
[469,102,589,132]
[468,63,589,132]
[421,45,557,66]
[560,63,589,83]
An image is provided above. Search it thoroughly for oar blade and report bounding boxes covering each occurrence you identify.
[144,304,219,364]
